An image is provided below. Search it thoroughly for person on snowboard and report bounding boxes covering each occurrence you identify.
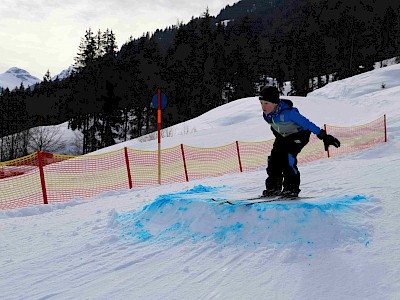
[259,85,341,198]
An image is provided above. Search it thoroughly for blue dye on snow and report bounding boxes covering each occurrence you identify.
[116,186,373,251]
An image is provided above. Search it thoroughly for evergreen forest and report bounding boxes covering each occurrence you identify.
[1,0,399,159]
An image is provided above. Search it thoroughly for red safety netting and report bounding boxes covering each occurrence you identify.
[325,116,386,157]
[184,143,241,180]
[0,115,387,210]
[0,152,74,209]
[126,146,187,187]
[44,150,128,204]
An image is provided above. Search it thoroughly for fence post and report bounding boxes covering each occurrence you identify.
[180,144,189,182]
[124,147,133,189]
[384,114,387,142]
[236,141,243,172]
[324,124,330,158]
[37,151,48,205]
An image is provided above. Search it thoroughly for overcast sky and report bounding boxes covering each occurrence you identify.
[0,0,237,78]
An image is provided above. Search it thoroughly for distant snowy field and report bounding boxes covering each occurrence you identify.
[1,64,400,299]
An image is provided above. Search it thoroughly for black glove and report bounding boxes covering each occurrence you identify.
[317,129,341,151]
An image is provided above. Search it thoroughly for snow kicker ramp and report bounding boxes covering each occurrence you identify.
[115,185,375,252]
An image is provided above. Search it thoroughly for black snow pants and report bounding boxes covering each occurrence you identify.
[265,129,311,193]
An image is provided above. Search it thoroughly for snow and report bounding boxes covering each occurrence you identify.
[0,67,41,90]
[51,66,74,81]
[1,64,400,299]
[0,66,74,91]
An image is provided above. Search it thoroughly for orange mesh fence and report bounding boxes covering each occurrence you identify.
[43,150,128,204]
[184,143,241,180]
[325,116,386,158]
[0,152,38,180]
[127,146,187,187]
[0,153,42,210]
[238,141,273,172]
[0,115,387,210]
[0,152,75,209]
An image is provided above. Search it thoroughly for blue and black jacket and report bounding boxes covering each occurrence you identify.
[263,99,322,138]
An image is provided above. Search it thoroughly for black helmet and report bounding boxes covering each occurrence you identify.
[259,86,280,104]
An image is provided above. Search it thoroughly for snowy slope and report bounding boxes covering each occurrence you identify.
[0,64,400,299]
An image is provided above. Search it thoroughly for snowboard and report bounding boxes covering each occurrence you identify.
[211,195,315,206]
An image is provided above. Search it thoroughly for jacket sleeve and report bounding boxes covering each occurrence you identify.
[288,109,322,135]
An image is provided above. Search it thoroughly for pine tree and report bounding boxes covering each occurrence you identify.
[227,16,261,99]
[102,29,118,57]
[74,28,97,72]
[43,69,52,83]
[71,28,102,153]
[97,29,119,148]
[164,20,198,121]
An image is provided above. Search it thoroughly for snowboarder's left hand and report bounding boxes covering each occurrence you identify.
[317,129,341,151]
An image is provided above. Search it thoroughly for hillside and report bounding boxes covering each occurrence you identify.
[91,63,400,153]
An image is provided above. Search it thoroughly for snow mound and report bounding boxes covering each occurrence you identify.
[0,200,85,219]
[115,185,378,251]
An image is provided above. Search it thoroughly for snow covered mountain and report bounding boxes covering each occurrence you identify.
[0,66,75,91]
[0,67,41,90]
[52,66,74,81]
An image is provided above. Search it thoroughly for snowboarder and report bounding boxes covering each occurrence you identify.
[259,86,341,198]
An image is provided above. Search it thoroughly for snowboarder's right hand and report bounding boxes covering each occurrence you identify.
[317,129,341,151]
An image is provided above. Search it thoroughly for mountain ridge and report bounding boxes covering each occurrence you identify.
[0,66,73,91]
[0,67,41,90]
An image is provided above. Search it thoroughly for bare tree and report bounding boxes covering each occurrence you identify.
[69,131,83,155]
[28,125,65,153]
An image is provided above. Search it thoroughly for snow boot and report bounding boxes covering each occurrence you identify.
[262,189,281,197]
[280,188,300,198]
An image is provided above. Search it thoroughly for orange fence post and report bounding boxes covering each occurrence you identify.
[37,151,48,205]
[324,124,330,158]
[384,114,387,142]
[124,147,133,189]
[181,144,189,182]
[236,141,243,172]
